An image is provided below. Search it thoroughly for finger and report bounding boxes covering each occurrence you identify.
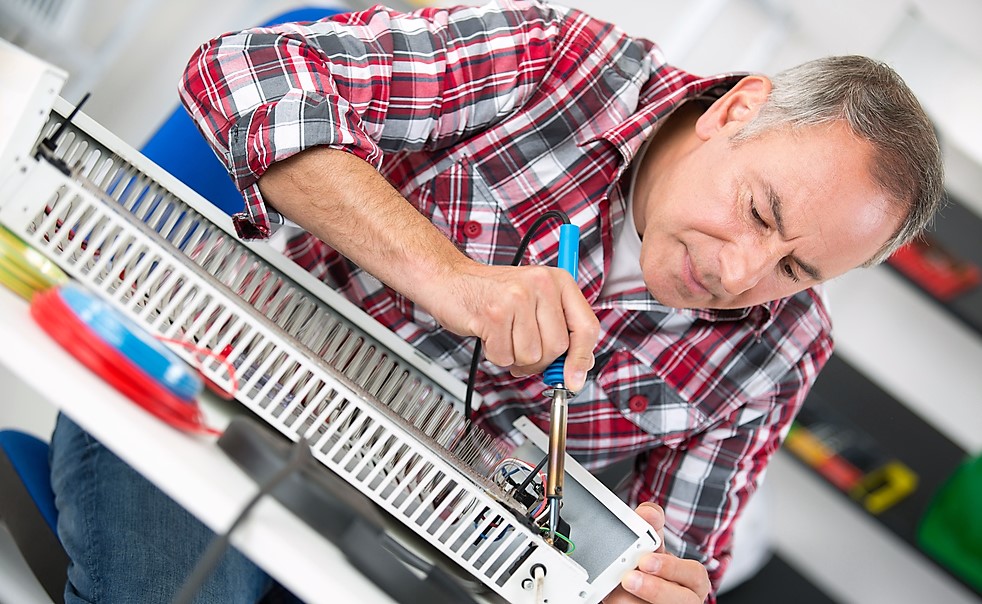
[534,290,570,372]
[637,554,712,601]
[620,568,705,604]
[636,502,667,552]
[510,295,543,369]
[481,314,515,368]
[636,502,666,532]
[601,584,647,604]
[560,279,598,391]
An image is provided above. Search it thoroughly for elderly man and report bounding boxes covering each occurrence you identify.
[51,1,943,603]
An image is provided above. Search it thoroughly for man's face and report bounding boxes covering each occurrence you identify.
[634,76,903,310]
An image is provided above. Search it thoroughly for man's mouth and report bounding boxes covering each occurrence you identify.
[683,251,711,297]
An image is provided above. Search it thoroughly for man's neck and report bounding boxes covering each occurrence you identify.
[632,102,704,235]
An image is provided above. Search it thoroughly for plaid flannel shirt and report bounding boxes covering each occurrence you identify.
[180,1,834,596]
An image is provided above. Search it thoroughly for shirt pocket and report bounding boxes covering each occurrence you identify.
[596,349,708,448]
[394,155,523,330]
[423,154,523,268]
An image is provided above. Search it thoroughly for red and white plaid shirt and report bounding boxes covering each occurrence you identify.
[180,1,833,595]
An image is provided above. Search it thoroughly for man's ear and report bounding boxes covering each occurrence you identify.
[694,75,772,140]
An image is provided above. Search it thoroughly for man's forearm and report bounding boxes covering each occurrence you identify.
[257,146,474,316]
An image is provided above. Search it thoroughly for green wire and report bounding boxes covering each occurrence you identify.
[540,527,576,554]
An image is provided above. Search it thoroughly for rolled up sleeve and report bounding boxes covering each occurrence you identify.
[178,1,564,238]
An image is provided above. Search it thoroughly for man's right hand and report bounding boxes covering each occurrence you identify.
[427,258,599,392]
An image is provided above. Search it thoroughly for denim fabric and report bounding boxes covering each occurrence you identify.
[49,414,300,604]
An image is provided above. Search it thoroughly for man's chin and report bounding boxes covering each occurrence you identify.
[645,280,712,309]
[647,286,750,311]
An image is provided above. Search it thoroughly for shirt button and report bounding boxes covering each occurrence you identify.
[462,221,482,239]
[628,395,649,413]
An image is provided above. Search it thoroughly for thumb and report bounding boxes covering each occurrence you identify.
[637,502,667,553]
[561,281,598,392]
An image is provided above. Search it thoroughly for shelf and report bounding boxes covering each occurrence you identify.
[787,354,979,597]
[887,192,982,337]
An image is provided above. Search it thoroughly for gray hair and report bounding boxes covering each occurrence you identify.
[733,55,945,267]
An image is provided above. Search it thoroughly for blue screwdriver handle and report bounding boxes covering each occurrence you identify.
[542,223,580,388]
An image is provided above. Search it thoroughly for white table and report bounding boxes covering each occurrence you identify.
[0,286,397,604]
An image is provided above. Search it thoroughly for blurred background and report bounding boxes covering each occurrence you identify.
[1,1,980,602]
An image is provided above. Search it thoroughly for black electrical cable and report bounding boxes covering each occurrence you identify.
[36,92,91,176]
[171,435,311,604]
[518,454,549,499]
[462,210,572,434]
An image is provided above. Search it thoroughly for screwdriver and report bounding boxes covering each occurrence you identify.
[542,222,580,546]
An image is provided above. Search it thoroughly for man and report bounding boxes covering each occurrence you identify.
[51,1,943,602]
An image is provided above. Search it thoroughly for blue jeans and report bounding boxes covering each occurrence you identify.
[49,414,301,603]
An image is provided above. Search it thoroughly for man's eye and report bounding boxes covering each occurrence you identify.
[750,199,767,226]
[782,262,800,282]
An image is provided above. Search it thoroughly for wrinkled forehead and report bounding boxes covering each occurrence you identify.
[757,127,904,275]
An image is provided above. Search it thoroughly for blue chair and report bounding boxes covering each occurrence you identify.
[141,6,345,216]
[0,430,68,604]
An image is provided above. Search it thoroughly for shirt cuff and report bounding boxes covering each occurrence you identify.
[227,89,383,183]
[226,90,384,239]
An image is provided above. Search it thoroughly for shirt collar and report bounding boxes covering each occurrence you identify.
[582,68,749,166]
[598,291,780,331]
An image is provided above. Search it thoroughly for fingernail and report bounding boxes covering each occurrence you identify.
[570,370,586,391]
[634,503,653,521]
[640,556,662,574]
[624,570,644,593]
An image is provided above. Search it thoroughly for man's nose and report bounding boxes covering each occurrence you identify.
[719,239,775,296]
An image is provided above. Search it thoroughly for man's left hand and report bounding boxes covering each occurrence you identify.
[603,503,712,604]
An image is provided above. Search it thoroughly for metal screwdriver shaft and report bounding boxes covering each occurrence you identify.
[545,386,568,544]
[543,223,579,545]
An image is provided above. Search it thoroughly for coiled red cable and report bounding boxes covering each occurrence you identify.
[30,288,220,436]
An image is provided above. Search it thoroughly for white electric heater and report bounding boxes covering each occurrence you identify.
[0,39,659,604]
